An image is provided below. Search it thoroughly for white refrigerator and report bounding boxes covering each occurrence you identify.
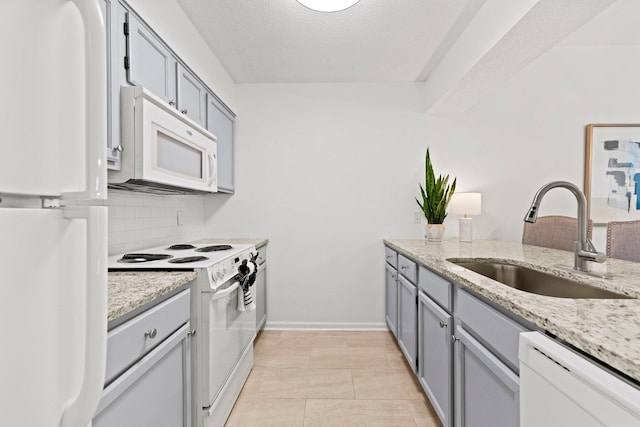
[0,1,108,426]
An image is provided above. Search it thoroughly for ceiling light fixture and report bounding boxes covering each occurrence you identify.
[296,0,361,13]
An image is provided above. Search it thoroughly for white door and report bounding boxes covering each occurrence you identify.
[0,207,107,427]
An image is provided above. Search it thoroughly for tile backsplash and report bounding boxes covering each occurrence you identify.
[107,190,205,255]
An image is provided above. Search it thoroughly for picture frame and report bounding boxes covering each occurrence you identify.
[584,123,640,225]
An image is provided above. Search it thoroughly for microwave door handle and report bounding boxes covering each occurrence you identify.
[207,151,216,186]
[63,0,107,202]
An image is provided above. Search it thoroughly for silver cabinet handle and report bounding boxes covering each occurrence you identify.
[400,265,408,270]
[169,100,176,106]
[115,144,123,152]
[145,328,157,339]
[385,255,392,259]
[439,321,447,328]
[188,329,196,337]
[181,109,188,114]
[451,335,459,343]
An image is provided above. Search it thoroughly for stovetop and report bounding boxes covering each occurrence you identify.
[108,242,255,270]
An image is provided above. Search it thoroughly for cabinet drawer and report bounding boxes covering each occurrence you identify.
[418,266,452,312]
[398,254,417,284]
[105,289,191,385]
[456,289,527,372]
[384,246,397,268]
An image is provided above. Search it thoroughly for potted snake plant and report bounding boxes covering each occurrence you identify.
[416,148,456,241]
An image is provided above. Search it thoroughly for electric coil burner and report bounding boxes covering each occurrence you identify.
[195,244,233,252]
[117,253,173,263]
[167,244,196,250]
[167,256,209,264]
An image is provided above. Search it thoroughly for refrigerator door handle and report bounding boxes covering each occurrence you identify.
[63,0,107,202]
[60,206,108,427]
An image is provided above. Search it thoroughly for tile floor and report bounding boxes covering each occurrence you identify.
[225,330,442,427]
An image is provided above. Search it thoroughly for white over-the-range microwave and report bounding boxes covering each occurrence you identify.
[108,86,217,194]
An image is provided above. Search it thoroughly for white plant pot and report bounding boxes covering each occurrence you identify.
[425,223,445,242]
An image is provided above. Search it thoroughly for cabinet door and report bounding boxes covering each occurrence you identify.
[419,292,452,427]
[397,275,417,373]
[255,264,267,331]
[206,93,235,193]
[93,323,192,427]
[176,64,207,127]
[385,263,398,338]
[454,326,519,427]
[105,0,129,170]
[126,13,176,104]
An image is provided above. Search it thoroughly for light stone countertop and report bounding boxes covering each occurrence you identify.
[384,238,640,383]
[108,271,197,327]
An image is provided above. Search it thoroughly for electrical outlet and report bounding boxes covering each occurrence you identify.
[177,210,184,226]
[413,212,422,223]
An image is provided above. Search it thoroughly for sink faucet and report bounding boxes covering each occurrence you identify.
[524,181,606,272]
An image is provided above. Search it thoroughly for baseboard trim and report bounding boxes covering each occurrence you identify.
[264,321,388,331]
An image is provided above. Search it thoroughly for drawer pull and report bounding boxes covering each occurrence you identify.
[386,255,392,259]
[451,335,459,343]
[188,329,196,337]
[144,328,157,339]
[400,265,408,270]
[439,321,447,328]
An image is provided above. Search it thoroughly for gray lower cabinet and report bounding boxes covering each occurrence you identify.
[454,325,520,427]
[397,275,417,373]
[255,244,267,331]
[206,93,235,193]
[177,64,207,127]
[93,289,192,427]
[385,262,398,337]
[418,291,453,427]
[384,246,529,427]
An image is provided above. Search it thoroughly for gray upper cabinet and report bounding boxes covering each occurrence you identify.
[125,13,176,105]
[176,64,207,127]
[106,0,237,185]
[105,0,128,169]
[206,93,235,193]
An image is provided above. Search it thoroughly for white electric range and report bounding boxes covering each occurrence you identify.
[108,242,257,427]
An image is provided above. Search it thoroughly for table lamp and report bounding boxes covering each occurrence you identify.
[449,193,482,242]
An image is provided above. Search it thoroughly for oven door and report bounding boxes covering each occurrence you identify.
[200,280,256,407]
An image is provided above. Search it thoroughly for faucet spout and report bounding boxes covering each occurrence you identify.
[524,181,605,271]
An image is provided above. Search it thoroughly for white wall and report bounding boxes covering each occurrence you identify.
[204,83,428,329]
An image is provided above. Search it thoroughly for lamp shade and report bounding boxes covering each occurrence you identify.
[449,193,482,216]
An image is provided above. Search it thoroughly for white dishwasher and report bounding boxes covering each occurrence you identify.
[519,332,640,427]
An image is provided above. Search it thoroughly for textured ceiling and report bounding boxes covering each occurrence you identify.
[177,0,478,83]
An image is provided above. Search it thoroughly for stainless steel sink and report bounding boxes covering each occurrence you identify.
[448,259,634,299]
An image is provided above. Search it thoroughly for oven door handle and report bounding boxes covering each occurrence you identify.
[210,282,240,301]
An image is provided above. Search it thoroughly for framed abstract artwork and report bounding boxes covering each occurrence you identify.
[584,123,640,224]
